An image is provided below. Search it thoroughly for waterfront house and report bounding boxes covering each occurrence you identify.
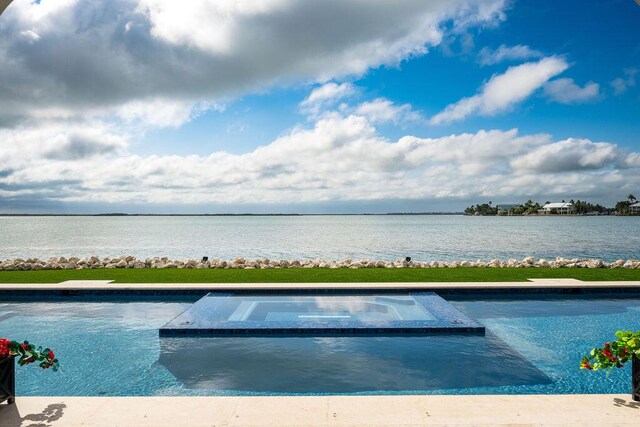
[631,202,640,215]
[539,202,576,215]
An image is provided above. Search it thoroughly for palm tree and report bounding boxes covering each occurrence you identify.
[628,194,637,204]
[616,201,630,215]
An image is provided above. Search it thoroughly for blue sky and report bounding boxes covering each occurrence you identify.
[137,0,640,157]
[0,0,639,213]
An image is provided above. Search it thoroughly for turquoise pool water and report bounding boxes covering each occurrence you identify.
[1,295,639,396]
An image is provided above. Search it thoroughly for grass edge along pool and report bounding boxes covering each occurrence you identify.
[159,292,485,337]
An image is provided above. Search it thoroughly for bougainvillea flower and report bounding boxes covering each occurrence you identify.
[0,337,59,371]
[581,331,640,373]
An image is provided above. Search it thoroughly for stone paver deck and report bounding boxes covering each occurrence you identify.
[1,395,639,426]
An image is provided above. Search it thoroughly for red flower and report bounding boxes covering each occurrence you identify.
[0,338,58,371]
[602,349,613,358]
[0,338,10,357]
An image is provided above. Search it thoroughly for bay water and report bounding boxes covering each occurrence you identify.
[0,215,638,261]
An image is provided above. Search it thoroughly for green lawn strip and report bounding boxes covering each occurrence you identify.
[0,268,639,283]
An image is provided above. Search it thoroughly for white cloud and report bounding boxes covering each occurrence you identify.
[299,82,355,116]
[0,122,127,164]
[302,83,355,106]
[138,0,292,55]
[622,152,640,169]
[477,44,543,66]
[117,99,225,128]
[19,29,41,42]
[543,78,600,104]
[301,88,423,124]
[510,138,620,173]
[1,113,637,207]
[354,98,421,124]
[0,0,506,126]
[611,68,638,95]
[430,57,569,124]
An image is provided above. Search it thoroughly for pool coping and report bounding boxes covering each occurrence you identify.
[1,394,639,426]
[1,279,640,296]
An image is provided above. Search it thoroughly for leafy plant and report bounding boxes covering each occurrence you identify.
[0,338,59,370]
[580,330,640,371]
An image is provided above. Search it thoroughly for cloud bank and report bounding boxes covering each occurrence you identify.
[1,110,637,209]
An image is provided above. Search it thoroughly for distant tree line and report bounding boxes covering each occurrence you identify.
[615,194,638,215]
[464,201,498,216]
[464,194,637,216]
[569,199,608,215]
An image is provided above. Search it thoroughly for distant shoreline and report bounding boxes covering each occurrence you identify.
[0,213,636,217]
[0,213,637,217]
[0,212,465,217]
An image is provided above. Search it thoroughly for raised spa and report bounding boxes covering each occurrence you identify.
[159,292,485,336]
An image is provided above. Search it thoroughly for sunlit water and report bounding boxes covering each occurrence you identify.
[1,295,639,396]
[0,215,639,261]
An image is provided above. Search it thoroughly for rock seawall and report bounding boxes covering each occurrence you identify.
[0,256,639,271]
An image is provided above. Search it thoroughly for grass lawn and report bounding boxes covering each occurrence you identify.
[0,267,639,283]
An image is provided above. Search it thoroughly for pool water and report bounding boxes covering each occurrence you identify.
[165,294,436,324]
[159,293,483,336]
[1,295,639,396]
[218,295,436,322]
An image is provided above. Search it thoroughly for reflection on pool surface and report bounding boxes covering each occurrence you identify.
[227,295,436,322]
[1,295,639,396]
[159,333,550,393]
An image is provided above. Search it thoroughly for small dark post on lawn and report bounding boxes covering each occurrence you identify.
[0,356,15,405]
[633,356,640,402]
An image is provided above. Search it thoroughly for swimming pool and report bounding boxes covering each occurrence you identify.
[1,293,639,396]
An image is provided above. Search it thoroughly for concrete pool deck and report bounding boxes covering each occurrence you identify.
[0,278,640,291]
[2,280,640,426]
[1,394,640,426]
